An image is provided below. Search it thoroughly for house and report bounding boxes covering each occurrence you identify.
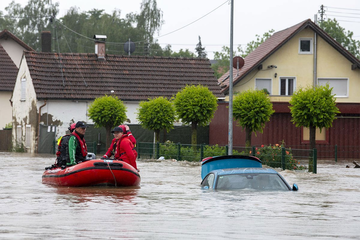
[11,36,223,153]
[0,30,33,129]
[210,19,360,158]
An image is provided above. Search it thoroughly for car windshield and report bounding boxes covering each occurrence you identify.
[216,173,289,191]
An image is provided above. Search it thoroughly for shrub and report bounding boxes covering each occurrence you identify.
[253,143,304,170]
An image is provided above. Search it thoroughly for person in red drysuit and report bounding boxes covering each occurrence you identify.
[102,125,137,170]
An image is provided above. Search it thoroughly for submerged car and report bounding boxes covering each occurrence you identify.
[201,155,298,191]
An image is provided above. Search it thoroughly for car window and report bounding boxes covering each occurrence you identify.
[216,173,289,191]
[201,173,215,189]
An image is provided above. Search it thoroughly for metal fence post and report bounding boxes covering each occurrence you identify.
[137,142,141,159]
[177,142,181,161]
[156,142,160,159]
[200,144,204,161]
[313,148,317,174]
[226,145,229,155]
[335,144,337,162]
[252,146,255,156]
[93,142,97,154]
[281,147,286,170]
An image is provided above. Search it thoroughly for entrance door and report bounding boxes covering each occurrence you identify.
[38,124,56,154]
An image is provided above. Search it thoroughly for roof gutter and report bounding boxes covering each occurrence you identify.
[37,100,47,153]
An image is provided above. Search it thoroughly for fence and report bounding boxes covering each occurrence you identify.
[137,142,318,173]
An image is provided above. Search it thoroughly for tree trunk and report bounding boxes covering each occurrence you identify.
[191,122,198,148]
[155,129,160,143]
[105,126,112,149]
[309,125,316,172]
[245,127,252,148]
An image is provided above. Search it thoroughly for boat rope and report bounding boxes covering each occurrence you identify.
[106,162,117,187]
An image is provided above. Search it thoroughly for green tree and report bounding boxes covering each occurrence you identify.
[211,30,274,79]
[137,97,175,143]
[195,36,207,58]
[173,85,218,146]
[320,18,360,59]
[289,84,340,171]
[233,89,275,147]
[0,0,59,51]
[137,0,164,43]
[88,95,127,147]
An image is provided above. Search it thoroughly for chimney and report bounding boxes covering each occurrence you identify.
[94,35,107,60]
[41,31,51,52]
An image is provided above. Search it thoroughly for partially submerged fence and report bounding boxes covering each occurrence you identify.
[137,142,318,173]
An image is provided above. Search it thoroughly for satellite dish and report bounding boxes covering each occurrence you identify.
[124,40,136,55]
[233,56,244,69]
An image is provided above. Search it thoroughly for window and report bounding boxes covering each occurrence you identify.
[318,78,348,97]
[280,77,295,96]
[302,127,328,144]
[25,125,31,148]
[21,78,26,101]
[299,38,313,54]
[201,174,215,189]
[256,78,271,94]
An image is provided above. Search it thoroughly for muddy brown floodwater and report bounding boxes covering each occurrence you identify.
[0,152,359,239]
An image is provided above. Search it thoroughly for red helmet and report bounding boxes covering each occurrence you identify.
[69,123,76,132]
[118,125,127,133]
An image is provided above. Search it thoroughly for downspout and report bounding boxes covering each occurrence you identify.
[37,100,47,153]
[314,16,318,88]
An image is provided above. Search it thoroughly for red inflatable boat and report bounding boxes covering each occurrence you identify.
[42,159,140,187]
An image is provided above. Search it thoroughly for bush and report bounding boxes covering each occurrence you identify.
[253,143,304,170]
[158,142,242,162]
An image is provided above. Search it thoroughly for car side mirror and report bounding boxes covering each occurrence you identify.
[292,184,298,191]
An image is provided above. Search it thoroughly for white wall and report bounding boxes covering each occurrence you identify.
[38,100,141,140]
[0,39,26,68]
[12,57,37,153]
[0,92,12,128]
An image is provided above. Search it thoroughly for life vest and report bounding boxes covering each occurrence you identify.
[72,131,87,162]
[56,135,71,166]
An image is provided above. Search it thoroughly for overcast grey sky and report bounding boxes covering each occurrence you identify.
[1,0,359,58]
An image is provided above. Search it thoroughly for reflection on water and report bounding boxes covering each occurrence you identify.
[1,152,360,239]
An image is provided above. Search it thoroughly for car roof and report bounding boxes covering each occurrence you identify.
[212,168,279,176]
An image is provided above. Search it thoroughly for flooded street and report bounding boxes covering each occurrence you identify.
[1,152,360,239]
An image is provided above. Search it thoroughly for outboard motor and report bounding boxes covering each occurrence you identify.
[86,152,96,160]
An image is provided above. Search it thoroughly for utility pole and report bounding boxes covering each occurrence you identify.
[318,5,325,23]
[228,0,234,155]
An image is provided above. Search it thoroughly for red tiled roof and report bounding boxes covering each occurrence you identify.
[0,29,34,51]
[25,52,224,100]
[219,19,360,94]
[0,44,18,92]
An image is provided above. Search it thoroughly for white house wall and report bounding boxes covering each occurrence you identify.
[0,39,26,68]
[12,57,37,153]
[0,92,12,128]
[38,100,141,140]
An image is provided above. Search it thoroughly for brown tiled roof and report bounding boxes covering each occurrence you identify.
[24,51,224,100]
[0,44,18,92]
[0,29,34,51]
[219,19,360,94]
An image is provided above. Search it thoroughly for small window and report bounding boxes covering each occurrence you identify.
[318,78,348,97]
[21,78,26,101]
[255,78,271,94]
[299,38,313,54]
[302,127,328,144]
[201,173,215,189]
[25,125,31,148]
[280,77,295,96]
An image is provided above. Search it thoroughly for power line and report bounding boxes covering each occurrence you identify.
[327,14,360,19]
[154,0,229,39]
[326,6,360,11]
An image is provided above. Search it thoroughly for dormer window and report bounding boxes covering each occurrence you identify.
[299,38,313,54]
